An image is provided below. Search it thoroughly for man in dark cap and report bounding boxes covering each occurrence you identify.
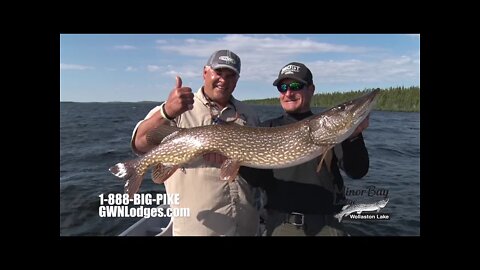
[131,50,261,236]
[241,62,371,236]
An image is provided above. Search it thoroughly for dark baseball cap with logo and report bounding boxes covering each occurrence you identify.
[273,62,313,86]
[206,50,241,75]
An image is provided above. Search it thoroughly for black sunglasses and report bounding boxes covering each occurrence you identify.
[277,82,305,93]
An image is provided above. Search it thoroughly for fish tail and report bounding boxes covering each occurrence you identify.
[109,160,145,198]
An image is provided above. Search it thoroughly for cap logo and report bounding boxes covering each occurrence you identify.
[219,56,236,64]
[281,64,300,75]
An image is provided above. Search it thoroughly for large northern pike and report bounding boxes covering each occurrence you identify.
[110,89,379,198]
[334,198,389,222]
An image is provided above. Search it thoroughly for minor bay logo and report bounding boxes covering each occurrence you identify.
[337,185,391,222]
[345,185,389,198]
[334,198,390,222]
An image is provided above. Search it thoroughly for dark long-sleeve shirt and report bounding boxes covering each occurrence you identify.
[239,111,369,215]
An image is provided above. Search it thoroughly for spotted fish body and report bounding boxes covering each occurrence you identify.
[110,90,379,198]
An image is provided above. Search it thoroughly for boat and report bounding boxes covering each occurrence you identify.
[119,204,172,236]
[118,204,266,236]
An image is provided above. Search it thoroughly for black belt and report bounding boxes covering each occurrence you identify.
[285,212,305,226]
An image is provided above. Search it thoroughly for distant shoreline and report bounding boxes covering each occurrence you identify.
[61,86,420,112]
[243,86,420,112]
[60,101,162,103]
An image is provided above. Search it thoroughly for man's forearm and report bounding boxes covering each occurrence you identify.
[340,133,369,179]
[133,111,171,154]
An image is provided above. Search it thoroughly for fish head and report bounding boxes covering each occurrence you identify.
[377,198,389,208]
[309,89,380,145]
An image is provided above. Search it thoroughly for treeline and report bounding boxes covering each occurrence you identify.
[243,86,420,112]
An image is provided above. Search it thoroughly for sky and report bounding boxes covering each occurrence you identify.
[60,34,420,102]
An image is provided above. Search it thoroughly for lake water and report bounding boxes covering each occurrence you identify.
[60,102,420,236]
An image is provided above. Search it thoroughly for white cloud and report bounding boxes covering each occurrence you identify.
[151,34,418,89]
[60,63,94,70]
[152,34,375,83]
[305,55,419,84]
[156,34,368,58]
[114,45,137,50]
[405,34,420,38]
[164,69,198,79]
[147,65,161,72]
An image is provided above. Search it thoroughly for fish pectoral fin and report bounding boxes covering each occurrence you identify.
[316,156,324,173]
[146,125,182,145]
[109,159,145,199]
[152,163,179,184]
[220,159,241,182]
[316,147,334,173]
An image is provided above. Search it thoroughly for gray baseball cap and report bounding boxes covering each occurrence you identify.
[206,50,241,75]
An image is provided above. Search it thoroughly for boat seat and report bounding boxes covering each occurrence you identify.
[146,227,166,235]
[156,219,173,236]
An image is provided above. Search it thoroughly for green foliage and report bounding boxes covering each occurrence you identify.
[243,86,420,112]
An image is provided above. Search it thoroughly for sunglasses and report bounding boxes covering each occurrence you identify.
[277,82,305,93]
